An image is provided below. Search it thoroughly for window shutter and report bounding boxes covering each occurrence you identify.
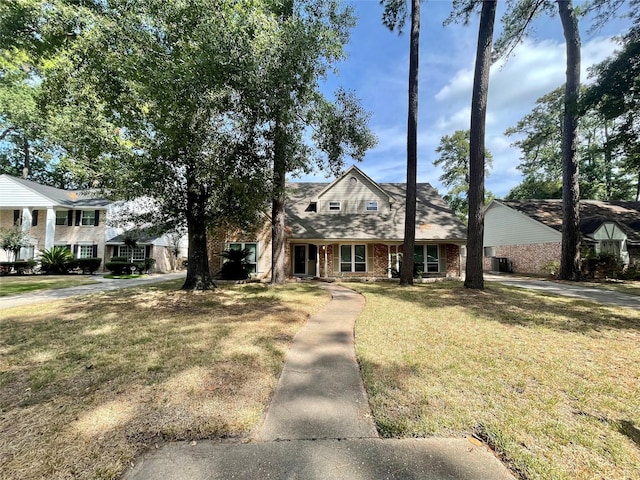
[65,244,72,252]
[145,245,151,258]
[13,210,20,225]
[75,211,81,226]
[92,245,98,258]
[67,210,73,226]
[94,210,100,226]
[332,244,339,273]
[73,245,78,257]
[32,210,39,226]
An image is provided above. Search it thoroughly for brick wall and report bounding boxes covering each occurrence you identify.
[483,243,561,274]
[445,244,461,277]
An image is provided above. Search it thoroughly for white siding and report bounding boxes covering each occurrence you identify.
[484,202,561,246]
[0,176,56,207]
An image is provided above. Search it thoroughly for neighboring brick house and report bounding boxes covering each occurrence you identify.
[210,165,467,280]
[483,199,640,274]
[0,174,186,271]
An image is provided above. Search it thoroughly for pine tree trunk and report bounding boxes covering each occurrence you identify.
[400,0,420,287]
[558,0,582,281]
[182,170,216,290]
[271,119,288,285]
[465,0,497,290]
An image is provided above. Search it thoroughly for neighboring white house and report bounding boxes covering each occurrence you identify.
[484,199,640,274]
[0,174,187,271]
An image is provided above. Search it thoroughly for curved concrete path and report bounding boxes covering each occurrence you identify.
[122,283,514,480]
[485,274,640,309]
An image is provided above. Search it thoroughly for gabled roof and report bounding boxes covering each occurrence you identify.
[316,165,392,202]
[0,174,111,208]
[498,199,640,245]
[286,180,467,242]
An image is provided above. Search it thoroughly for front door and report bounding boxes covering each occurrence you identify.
[293,245,306,275]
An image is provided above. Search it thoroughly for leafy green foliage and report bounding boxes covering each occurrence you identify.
[506,86,635,200]
[434,129,493,221]
[39,246,74,274]
[76,258,102,274]
[0,226,30,261]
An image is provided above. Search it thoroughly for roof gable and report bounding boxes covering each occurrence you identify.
[317,165,390,202]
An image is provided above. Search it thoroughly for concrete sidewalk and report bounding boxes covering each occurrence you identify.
[122,284,514,480]
[0,272,186,309]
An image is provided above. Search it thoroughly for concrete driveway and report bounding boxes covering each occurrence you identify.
[485,274,640,310]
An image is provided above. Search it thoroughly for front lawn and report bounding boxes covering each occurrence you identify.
[0,275,98,296]
[353,281,640,480]
[0,280,329,480]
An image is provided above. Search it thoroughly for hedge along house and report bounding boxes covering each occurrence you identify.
[0,174,110,262]
[209,166,467,280]
[483,199,640,274]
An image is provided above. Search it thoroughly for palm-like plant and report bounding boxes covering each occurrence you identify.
[219,248,251,280]
[39,246,75,274]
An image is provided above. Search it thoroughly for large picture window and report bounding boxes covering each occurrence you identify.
[228,242,258,274]
[118,245,145,261]
[340,244,366,272]
[414,245,439,273]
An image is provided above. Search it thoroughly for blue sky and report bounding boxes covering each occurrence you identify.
[298,0,632,199]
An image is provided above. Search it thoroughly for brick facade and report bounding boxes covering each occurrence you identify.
[482,242,561,274]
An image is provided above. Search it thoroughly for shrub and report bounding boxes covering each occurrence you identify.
[541,260,560,277]
[77,258,102,274]
[0,260,37,274]
[105,261,134,275]
[219,248,250,280]
[134,258,156,274]
[39,246,75,274]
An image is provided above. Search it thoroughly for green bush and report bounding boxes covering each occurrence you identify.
[541,260,560,277]
[111,256,129,262]
[0,260,37,274]
[39,246,75,274]
[77,258,102,274]
[105,261,134,275]
[134,258,156,274]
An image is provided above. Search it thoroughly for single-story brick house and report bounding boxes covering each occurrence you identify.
[209,165,467,280]
[483,199,640,274]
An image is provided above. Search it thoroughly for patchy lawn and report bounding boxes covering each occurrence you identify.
[0,275,98,296]
[0,280,329,480]
[353,281,640,480]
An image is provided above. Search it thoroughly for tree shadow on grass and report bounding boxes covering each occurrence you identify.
[354,281,640,334]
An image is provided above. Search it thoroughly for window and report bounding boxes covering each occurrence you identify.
[328,201,341,211]
[56,211,68,226]
[340,244,366,272]
[227,242,258,274]
[81,210,95,226]
[118,245,145,261]
[78,245,95,259]
[366,201,378,211]
[414,245,440,273]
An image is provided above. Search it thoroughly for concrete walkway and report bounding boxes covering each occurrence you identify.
[122,284,514,480]
[0,272,186,309]
[485,274,640,309]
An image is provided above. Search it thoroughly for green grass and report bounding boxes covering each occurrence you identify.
[0,280,330,480]
[352,281,640,480]
[0,275,98,296]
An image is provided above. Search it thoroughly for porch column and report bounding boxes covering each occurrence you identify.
[387,244,392,278]
[323,245,328,278]
[45,207,56,250]
[20,208,32,259]
[316,244,320,279]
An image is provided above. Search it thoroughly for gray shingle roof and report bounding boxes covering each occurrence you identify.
[499,199,640,245]
[2,174,111,207]
[286,182,467,242]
